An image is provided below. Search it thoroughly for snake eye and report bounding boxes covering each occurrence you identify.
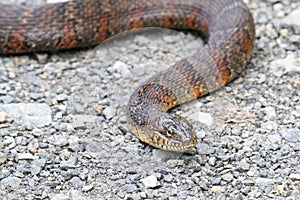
[167,128,173,136]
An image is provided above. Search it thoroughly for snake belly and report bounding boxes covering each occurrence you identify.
[0,0,255,151]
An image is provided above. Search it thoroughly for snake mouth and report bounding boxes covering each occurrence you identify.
[151,131,198,152]
[165,139,197,152]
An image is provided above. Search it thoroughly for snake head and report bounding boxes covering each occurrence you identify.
[150,113,197,151]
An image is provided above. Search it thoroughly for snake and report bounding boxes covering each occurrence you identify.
[0,0,255,151]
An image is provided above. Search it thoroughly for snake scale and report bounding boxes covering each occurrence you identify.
[0,0,255,151]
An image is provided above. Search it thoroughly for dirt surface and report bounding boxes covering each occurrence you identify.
[0,0,299,199]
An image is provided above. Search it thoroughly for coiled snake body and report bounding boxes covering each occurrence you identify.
[0,0,255,151]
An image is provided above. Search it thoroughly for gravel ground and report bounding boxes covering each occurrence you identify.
[0,0,300,199]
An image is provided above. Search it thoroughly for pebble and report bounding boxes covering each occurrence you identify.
[189,111,213,127]
[211,185,222,193]
[221,173,234,182]
[279,128,300,142]
[271,56,300,75]
[0,177,21,189]
[3,137,16,149]
[280,6,300,27]
[31,158,46,175]
[50,194,69,200]
[69,177,85,188]
[69,190,85,200]
[60,156,78,169]
[163,174,173,182]
[290,173,300,181]
[208,157,216,166]
[142,176,159,188]
[255,178,275,186]
[48,134,69,146]
[262,107,277,120]
[167,159,185,168]
[267,134,281,143]
[0,153,7,164]
[0,111,9,123]
[17,153,38,160]
[0,103,51,128]
[102,107,117,120]
[82,185,94,192]
[237,159,250,172]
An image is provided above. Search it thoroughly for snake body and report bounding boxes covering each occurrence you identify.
[0,0,255,151]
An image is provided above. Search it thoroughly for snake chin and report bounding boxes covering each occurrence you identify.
[152,113,198,151]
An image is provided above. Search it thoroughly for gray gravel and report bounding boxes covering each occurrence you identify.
[0,0,300,199]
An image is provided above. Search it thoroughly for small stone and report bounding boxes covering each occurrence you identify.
[279,128,300,142]
[102,107,116,120]
[255,178,275,186]
[82,185,94,192]
[32,128,42,137]
[48,135,69,146]
[69,190,84,200]
[3,137,15,146]
[167,159,184,168]
[271,56,300,75]
[221,172,233,182]
[142,175,159,188]
[31,159,46,175]
[262,107,277,120]
[71,115,98,129]
[50,193,69,200]
[69,177,84,188]
[93,104,103,114]
[123,184,137,193]
[211,186,222,193]
[30,93,44,100]
[163,174,173,182]
[208,157,216,166]
[251,156,265,167]
[0,103,52,128]
[112,61,131,77]
[237,159,250,171]
[55,94,68,102]
[290,173,300,181]
[267,134,281,143]
[189,111,213,126]
[0,153,7,164]
[196,143,213,154]
[280,7,300,27]
[0,111,9,123]
[17,153,37,160]
[140,192,147,198]
[35,53,48,64]
[60,156,78,169]
[257,74,266,84]
[0,176,21,189]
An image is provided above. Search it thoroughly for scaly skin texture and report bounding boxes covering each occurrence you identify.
[0,0,255,151]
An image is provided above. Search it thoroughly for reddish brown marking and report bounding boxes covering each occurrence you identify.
[129,6,144,29]
[162,96,177,110]
[56,21,78,49]
[95,15,110,43]
[6,29,27,53]
[189,86,203,99]
[160,8,176,28]
[243,36,254,61]
[185,9,197,29]
[186,9,210,36]
[218,68,232,86]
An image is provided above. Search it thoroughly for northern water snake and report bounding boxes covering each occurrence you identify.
[0,0,255,151]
